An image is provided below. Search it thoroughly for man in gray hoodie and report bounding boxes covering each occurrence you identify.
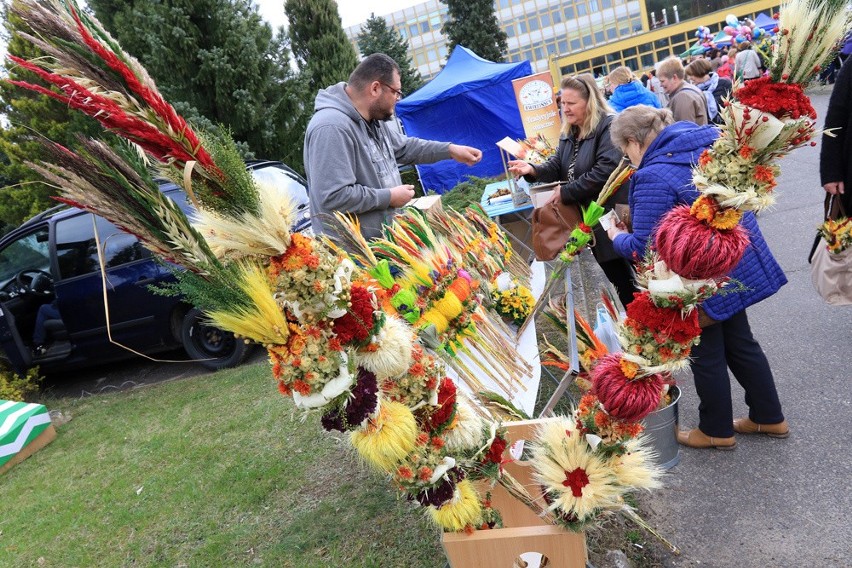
[304,53,482,239]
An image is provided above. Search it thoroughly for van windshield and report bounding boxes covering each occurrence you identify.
[0,227,51,289]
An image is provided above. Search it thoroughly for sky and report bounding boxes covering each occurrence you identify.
[254,0,423,29]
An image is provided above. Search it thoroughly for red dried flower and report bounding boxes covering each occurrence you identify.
[484,435,507,464]
[332,285,376,345]
[735,77,816,120]
[625,292,701,344]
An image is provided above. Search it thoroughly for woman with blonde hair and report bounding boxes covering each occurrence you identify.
[606,106,788,450]
[508,74,637,306]
[607,66,661,112]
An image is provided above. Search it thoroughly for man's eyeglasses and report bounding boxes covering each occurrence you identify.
[380,81,404,100]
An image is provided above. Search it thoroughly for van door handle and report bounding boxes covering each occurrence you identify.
[136,277,156,286]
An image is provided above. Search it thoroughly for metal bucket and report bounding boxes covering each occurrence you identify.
[641,386,681,470]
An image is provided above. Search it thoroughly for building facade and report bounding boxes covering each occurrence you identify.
[344,0,779,81]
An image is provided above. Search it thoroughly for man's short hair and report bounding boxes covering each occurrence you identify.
[349,53,400,90]
[658,57,685,80]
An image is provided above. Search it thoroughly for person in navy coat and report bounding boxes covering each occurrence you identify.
[606,106,790,449]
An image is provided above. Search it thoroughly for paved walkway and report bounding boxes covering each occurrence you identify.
[635,86,852,567]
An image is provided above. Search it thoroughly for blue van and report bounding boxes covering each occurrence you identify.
[0,161,309,375]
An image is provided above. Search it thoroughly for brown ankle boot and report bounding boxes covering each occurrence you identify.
[676,428,736,450]
[733,418,790,438]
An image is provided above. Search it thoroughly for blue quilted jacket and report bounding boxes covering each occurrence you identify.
[612,122,787,321]
[609,81,662,112]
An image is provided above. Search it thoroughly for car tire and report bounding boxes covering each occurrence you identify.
[180,308,251,370]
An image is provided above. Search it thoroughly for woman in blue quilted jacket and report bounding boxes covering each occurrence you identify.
[606,66,661,112]
[606,105,790,450]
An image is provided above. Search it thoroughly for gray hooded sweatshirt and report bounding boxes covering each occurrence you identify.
[304,82,452,239]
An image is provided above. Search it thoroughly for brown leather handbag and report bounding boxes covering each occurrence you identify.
[531,141,583,261]
[532,197,582,261]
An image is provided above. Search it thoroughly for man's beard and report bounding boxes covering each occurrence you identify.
[370,101,394,121]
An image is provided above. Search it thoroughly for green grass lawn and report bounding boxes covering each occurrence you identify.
[1,363,443,567]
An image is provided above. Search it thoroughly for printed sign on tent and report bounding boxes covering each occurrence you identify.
[511,72,561,148]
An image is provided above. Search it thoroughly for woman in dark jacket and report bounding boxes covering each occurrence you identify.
[607,106,789,450]
[508,74,636,307]
[820,55,852,212]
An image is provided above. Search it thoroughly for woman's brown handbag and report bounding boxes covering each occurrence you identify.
[531,198,583,261]
[531,140,583,261]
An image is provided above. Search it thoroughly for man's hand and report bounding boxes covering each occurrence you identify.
[824,181,845,195]
[389,184,416,207]
[449,144,482,166]
[507,159,534,178]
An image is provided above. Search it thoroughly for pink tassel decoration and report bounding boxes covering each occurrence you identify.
[592,353,664,422]
[654,206,749,280]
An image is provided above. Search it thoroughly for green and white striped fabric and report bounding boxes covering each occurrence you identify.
[0,400,51,468]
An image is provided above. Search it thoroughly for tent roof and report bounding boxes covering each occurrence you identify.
[754,12,779,31]
[396,46,532,112]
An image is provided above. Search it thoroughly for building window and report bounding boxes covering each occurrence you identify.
[409,24,419,37]
[590,0,599,11]
[641,53,655,68]
[656,48,671,60]
[602,0,612,7]
[552,10,562,24]
[622,46,637,57]
[561,64,577,75]
[563,6,575,20]
[594,30,604,43]
[624,57,638,70]
[420,21,430,34]
[416,52,426,66]
[529,16,540,31]
[505,23,515,37]
[523,49,533,61]
[606,27,617,39]
[518,19,528,33]
[577,3,587,17]
[570,38,581,51]
[558,39,568,53]
[535,47,545,60]
[540,12,551,27]
[582,34,593,47]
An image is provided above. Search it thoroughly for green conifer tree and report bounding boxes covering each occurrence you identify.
[357,15,423,95]
[441,0,508,63]
[0,6,104,231]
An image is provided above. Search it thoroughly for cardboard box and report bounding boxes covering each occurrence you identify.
[410,195,444,218]
[442,420,587,568]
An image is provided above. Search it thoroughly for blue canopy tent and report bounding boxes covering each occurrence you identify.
[395,46,532,193]
[753,12,779,31]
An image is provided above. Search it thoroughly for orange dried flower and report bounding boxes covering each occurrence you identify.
[397,466,413,480]
[619,358,640,380]
[418,466,433,481]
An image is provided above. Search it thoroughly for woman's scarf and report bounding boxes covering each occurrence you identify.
[696,73,720,121]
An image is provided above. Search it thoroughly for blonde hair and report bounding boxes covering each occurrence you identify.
[685,58,712,79]
[610,106,675,153]
[657,57,685,80]
[607,66,635,87]
[560,74,612,139]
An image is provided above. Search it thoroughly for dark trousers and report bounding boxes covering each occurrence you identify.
[598,258,638,309]
[689,309,784,438]
[33,301,61,346]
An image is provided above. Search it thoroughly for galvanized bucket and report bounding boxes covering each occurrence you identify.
[641,386,681,470]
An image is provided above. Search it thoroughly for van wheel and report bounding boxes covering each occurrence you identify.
[180,308,250,370]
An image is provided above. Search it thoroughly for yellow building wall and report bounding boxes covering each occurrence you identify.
[554,0,781,76]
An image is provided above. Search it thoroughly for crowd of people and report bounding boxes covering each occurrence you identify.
[304,47,851,453]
